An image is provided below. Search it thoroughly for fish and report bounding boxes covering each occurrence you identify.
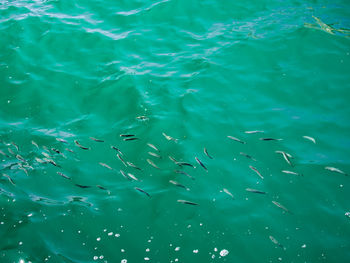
[303,136,316,144]
[325,166,347,175]
[204,148,213,159]
[282,170,301,176]
[127,173,139,181]
[169,156,178,164]
[174,170,194,180]
[169,180,188,190]
[195,157,207,171]
[15,154,26,162]
[8,148,15,155]
[312,15,335,35]
[223,188,234,199]
[120,170,128,180]
[89,137,104,142]
[120,134,135,137]
[269,236,284,248]
[245,188,266,194]
[74,140,89,150]
[240,152,256,161]
[136,116,148,120]
[176,162,195,168]
[42,152,51,158]
[245,130,264,134]
[127,162,142,170]
[116,154,127,167]
[11,142,19,151]
[259,138,282,141]
[227,136,246,144]
[35,157,47,164]
[43,158,60,167]
[97,185,108,190]
[2,173,15,185]
[148,152,161,158]
[111,146,123,155]
[51,148,66,158]
[162,132,178,142]
[275,151,292,158]
[177,200,199,206]
[31,140,39,149]
[147,143,160,152]
[56,138,68,143]
[18,167,28,176]
[57,171,71,180]
[147,159,160,169]
[75,184,91,189]
[275,151,292,166]
[99,162,113,170]
[272,201,291,213]
[0,149,9,157]
[249,165,264,179]
[65,148,74,153]
[135,187,151,197]
[123,137,139,141]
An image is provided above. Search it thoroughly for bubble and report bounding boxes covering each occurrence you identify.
[144,257,150,261]
[93,256,98,260]
[193,249,199,254]
[345,212,350,218]
[97,237,101,241]
[301,244,306,248]
[108,232,113,236]
[220,249,229,257]
[175,247,180,251]
[121,259,127,263]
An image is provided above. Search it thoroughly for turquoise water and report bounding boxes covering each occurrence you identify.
[1,0,350,262]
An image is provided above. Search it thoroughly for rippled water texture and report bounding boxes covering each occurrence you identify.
[1,0,350,262]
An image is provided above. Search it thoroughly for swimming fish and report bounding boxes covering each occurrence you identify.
[74,140,89,150]
[177,200,199,206]
[43,158,60,167]
[99,162,113,170]
[11,142,19,152]
[42,152,51,158]
[269,236,284,249]
[111,146,123,155]
[148,152,161,158]
[245,188,266,194]
[120,134,135,137]
[35,157,47,164]
[249,165,264,179]
[57,171,71,180]
[302,136,316,144]
[97,185,108,190]
[18,167,28,176]
[135,187,150,197]
[162,132,178,142]
[31,140,39,149]
[169,156,178,164]
[223,188,234,199]
[240,152,256,161]
[8,148,15,155]
[2,173,15,185]
[116,154,127,167]
[325,166,347,175]
[127,161,141,170]
[204,148,213,159]
[227,136,246,144]
[0,149,8,157]
[275,151,292,166]
[123,137,139,141]
[282,170,301,176]
[169,180,189,190]
[147,143,159,152]
[176,162,195,168]
[65,148,74,153]
[56,138,68,143]
[75,184,91,189]
[245,130,264,134]
[272,201,291,213]
[147,159,160,169]
[120,170,128,180]
[127,173,139,181]
[174,170,194,180]
[195,157,207,171]
[90,137,104,142]
[259,138,282,141]
[15,154,26,163]
[136,116,148,120]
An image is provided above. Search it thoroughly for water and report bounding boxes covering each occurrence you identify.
[1,0,350,262]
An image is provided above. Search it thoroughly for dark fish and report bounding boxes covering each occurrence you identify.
[147,143,159,152]
[195,157,207,171]
[169,156,178,163]
[177,199,199,206]
[120,134,135,137]
[169,180,188,190]
[127,162,142,170]
[65,148,74,153]
[123,137,139,141]
[120,170,128,179]
[135,187,151,197]
[136,115,148,120]
[259,138,282,141]
[245,188,266,194]
[97,185,108,190]
[90,137,104,142]
[2,173,15,185]
[240,152,256,161]
[117,154,127,167]
[0,149,9,157]
[111,146,123,155]
[56,138,68,143]
[11,142,19,151]
[227,136,246,144]
[75,184,91,189]
[204,148,213,159]
[51,148,61,154]
[174,170,194,180]
[57,171,71,180]
[74,140,89,150]
[249,165,264,179]
[176,162,195,168]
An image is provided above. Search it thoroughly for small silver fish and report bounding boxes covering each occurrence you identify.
[120,170,128,179]
[162,132,178,142]
[147,143,159,152]
[90,137,104,142]
[11,142,19,151]
[272,201,291,213]
[41,152,51,158]
[269,236,284,248]
[245,130,264,134]
[2,173,15,185]
[169,156,178,164]
[18,167,28,176]
[127,173,139,181]
[169,180,189,190]
[0,149,8,157]
[177,199,199,206]
[303,136,316,144]
[204,148,213,159]
[35,157,47,164]
[136,116,148,120]
[249,165,264,179]
[148,152,161,158]
[8,148,15,155]
[15,154,26,162]
[135,187,150,197]
[240,152,256,161]
[99,162,113,170]
[223,188,234,199]
[56,138,68,143]
[65,148,74,153]
[111,146,123,155]
[127,161,141,170]
[174,170,194,180]
[246,188,266,194]
[31,140,39,149]
[227,136,246,144]
[325,166,347,175]
[57,171,71,180]
[195,157,207,172]
[147,159,160,169]
[282,170,300,176]
[117,154,127,167]
[74,140,89,150]
[176,162,195,168]
[275,151,292,166]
